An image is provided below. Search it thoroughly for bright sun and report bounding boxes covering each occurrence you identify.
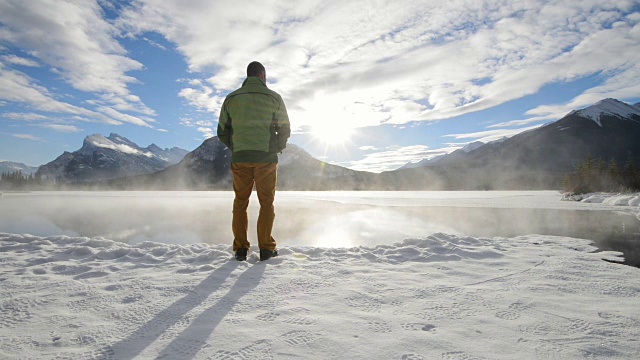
[310,124,353,145]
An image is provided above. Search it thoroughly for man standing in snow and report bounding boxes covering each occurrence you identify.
[217,61,291,261]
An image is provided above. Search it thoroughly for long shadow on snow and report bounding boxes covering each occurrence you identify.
[107,261,264,359]
[155,262,266,359]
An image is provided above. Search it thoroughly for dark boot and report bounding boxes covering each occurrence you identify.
[235,248,248,261]
[259,249,278,261]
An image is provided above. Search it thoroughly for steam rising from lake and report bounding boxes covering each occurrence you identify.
[1,191,638,264]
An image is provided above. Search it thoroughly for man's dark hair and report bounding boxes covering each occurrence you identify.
[247,61,265,77]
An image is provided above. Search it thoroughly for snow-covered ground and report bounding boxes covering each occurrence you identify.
[562,192,640,207]
[1,191,639,359]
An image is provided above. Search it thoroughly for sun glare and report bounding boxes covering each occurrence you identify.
[310,124,353,145]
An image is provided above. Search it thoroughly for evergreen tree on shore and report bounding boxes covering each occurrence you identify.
[563,153,640,194]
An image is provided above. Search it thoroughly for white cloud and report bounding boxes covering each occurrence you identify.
[178,82,224,114]
[12,133,43,141]
[97,93,156,117]
[0,65,90,115]
[0,54,40,67]
[143,37,167,50]
[344,145,452,173]
[96,106,155,128]
[526,64,640,119]
[0,0,153,119]
[488,116,555,128]
[40,124,83,133]
[179,117,214,128]
[444,125,541,143]
[2,112,83,132]
[116,0,640,131]
[197,127,213,139]
[2,112,48,121]
[0,58,149,129]
[87,135,142,155]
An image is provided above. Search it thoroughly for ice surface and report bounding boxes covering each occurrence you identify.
[1,191,638,248]
[1,191,640,358]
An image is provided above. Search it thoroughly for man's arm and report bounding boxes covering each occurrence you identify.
[275,96,291,152]
[217,101,232,150]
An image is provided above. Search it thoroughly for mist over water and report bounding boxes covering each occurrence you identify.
[1,191,638,266]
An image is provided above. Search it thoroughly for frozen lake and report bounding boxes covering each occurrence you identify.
[1,190,639,265]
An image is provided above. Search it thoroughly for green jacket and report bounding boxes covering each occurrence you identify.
[217,77,291,163]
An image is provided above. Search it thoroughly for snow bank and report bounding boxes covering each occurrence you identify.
[563,192,640,206]
[1,232,639,359]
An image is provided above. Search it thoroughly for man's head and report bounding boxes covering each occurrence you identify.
[247,61,266,81]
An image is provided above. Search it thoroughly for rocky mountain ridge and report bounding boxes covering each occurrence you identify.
[12,98,640,190]
[36,133,188,182]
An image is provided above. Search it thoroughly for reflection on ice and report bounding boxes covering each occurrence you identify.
[0,191,638,266]
[296,208,461,248]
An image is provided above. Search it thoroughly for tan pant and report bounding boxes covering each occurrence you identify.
[231,163,278,252]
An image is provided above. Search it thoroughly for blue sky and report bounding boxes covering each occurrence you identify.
[1,0,639,172]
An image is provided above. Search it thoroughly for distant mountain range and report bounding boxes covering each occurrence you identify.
[108,137,374,190]
[382,98,640,190]
[4,98,640,190]
[108,98,640,190]
[36,133,189,182]
[0,161,38,176]
[399,141,488,170]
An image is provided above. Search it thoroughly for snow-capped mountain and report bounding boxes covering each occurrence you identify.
[37,98,639,190]
[0,161,38,176]
[571,98,640,126]
[400,141,486,170]
[399,155,444,170]
[111,138,376,190]
[36,134,188,182]
[387,98,640,189]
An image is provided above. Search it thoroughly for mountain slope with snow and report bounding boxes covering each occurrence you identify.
[572,98,640,127]
[400,141,486,170]
[113,139,377,190]
[385,98,640,190]
[31,98,639,190]
[36,134,188,182]
[0,161,38,176]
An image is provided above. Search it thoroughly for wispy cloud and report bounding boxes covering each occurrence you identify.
[0,54,40,67]
[527,65,640,119]
[444,125,541,143]
[177,80,223,114]
[197,127,213,139]
[12,133,43,141]
[1,0,639,152]
[2,112,49,121]
[40,124,83,133]
[487,117,552,128]
[117,0,640,133]
[0,56,152,130]
[0,65,89,115]
[342,145,459,173]
[143,37,167,51]
[0,0,142,95]
[2,112,83,133]
[0,0,154,127]
[96,106,155,128]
